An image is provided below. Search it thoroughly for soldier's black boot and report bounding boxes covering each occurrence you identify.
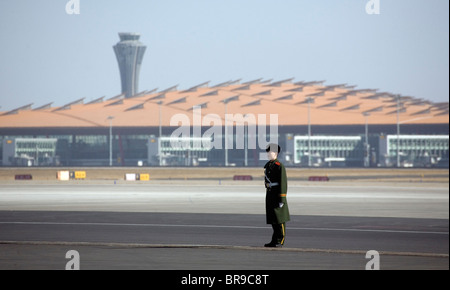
[264,234,283,247]
[264,242,283,248]
[265,223,285,247]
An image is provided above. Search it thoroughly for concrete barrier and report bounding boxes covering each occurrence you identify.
[125,173,137,181]
[308,176,330,182]
[15,174,32,180]
[233,175,253,181]
[57,171,70,181]
[125,173,150,181]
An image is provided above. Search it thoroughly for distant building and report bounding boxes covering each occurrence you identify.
[0,79,448,167]
[288,136,364,167]
[148,136,213,167]
[113,33,146,98]
[2,138,58,166]
[378,135,449,168]
[0,34,448,168]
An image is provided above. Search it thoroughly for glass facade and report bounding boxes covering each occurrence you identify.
[379,135,449,167]
[2,138,58,166]
[292,136,364,167]
[0,133,448,168]
[148,137,213,166]
[0,134,153,166]
[69,134,151,166]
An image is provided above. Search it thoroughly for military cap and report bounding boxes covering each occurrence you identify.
[266,143,281,153]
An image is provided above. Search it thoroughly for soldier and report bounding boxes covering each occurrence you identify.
[264,143,290,248]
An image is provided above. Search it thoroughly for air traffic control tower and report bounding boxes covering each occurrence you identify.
[113,33,147,98]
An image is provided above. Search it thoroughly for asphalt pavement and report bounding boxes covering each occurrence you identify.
[0,182,448,270]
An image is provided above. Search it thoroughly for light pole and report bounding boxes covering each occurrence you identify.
[225,101,228,167]
[363,112,370,167]
[222,95,239,166]
[107,116,115,166]
[158,101,163,167]
[396,95,401,168]
[306,96,315,167]
[243,113,251,167]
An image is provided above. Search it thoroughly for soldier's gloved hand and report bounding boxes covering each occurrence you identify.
[279,203,284,208]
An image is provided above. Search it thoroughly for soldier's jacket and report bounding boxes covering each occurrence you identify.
[264,159,290,224]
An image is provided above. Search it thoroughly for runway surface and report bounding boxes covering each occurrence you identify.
[0,182,448,270]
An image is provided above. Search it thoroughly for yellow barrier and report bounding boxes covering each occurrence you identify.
[74,171,86,180]
[139,173,150,181]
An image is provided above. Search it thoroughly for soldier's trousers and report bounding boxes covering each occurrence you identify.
[271,223,286,245]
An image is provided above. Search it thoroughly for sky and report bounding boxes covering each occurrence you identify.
[0,0,448,111]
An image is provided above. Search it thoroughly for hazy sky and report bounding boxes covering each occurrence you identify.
[0,0,448,111]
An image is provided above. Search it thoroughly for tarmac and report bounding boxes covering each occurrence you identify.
[0,168,448,271]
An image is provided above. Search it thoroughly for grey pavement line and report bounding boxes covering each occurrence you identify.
[0,221,448,235]
[0,240,448,258]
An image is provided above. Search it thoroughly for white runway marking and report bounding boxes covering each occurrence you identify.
[0,183,448,218]
[0,221,447,235]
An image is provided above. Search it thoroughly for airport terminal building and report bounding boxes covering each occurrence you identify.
[2,33,447,168]
[1,79,448,168]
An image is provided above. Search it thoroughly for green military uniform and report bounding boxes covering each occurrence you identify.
[264,158,290,247]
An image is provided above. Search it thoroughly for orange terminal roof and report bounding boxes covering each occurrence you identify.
[0,80,448,129]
